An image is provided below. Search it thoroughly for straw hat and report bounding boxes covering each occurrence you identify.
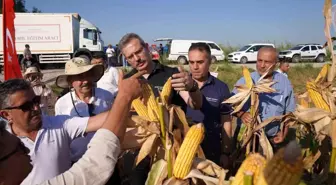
[55,57,104,89]
[24,66,42,78]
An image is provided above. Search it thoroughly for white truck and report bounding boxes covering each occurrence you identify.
[0,13,104,65]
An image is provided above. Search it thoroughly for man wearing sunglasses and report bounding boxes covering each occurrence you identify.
[1,70,146,185]
[0,77,123,185]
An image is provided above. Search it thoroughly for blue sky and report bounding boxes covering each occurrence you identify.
[25,0,335,47]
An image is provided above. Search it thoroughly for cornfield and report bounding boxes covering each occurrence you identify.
[118,1,336,185]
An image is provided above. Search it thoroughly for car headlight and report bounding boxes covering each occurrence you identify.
[234,53,241,56]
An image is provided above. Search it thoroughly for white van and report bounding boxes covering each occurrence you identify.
[154,38,225,64]
[227,43,275,63]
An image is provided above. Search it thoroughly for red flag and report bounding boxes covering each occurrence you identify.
[3,0,22,80]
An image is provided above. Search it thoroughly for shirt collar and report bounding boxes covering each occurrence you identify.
[71,89,95,104]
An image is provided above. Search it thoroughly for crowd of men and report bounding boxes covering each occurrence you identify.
[0,33,295,185]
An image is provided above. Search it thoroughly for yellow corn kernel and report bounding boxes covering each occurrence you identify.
[132,98,149,119]
[231,153,266,185]
[142,83,160,118]
[147,103,158,122]
[256,142,304,185]
[242,66,253,89]
[306,81,330,112]
[173,123,205,179]
[315,64,329,84]
[160,77,172,105]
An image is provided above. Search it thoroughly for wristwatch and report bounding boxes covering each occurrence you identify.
[188,80,199,92]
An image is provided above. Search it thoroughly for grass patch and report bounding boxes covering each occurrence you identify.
[213,63,323,95]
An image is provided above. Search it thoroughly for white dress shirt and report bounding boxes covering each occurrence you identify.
[55,87,114,162]
[6,115,89,185]
[106,48,115,58]
[39,129,120,185]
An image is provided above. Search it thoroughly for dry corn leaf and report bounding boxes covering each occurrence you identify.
[131,116,161,135]
[192,157,227,178]
[184,169,224,185]
[234,84,251,93]
[257,130,274,160]
[122,127,152,149]
[135,134,159,166]
[145,159,168,185]
[223,90,250,105]
[230,93,251,115]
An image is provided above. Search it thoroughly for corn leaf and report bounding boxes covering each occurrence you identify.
[135,134,158,166]
[145,159,168,185]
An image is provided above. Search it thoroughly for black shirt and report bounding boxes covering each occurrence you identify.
[124,60,187,111]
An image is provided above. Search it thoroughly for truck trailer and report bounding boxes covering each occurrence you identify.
[0,13,104,66]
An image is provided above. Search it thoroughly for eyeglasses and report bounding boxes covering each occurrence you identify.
[3,96,41,112]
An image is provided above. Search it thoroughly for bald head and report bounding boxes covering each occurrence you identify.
[256,46,278,76]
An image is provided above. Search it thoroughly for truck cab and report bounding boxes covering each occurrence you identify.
[79,18,104,53]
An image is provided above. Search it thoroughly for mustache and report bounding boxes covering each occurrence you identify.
[80,83,92,88]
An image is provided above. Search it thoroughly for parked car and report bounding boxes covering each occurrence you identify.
[278,44,327,63]
[227,43,275,63]
[154,38,225,64]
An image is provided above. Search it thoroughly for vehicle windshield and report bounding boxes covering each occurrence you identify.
[290,46,303,50]
[238,45,251,51]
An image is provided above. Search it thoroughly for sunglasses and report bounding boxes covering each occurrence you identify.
[3,96,41,112]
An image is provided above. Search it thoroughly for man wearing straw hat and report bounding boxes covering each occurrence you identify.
[54,57,120,184]
[24,66,55,115]
[55,57,115,161]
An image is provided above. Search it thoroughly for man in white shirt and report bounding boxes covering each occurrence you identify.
[92,51,119,95]
[55,57,114,161]
[276,61,290,78]
[0,70,146,185]
[0,78,112,185]
[106,44,116,67]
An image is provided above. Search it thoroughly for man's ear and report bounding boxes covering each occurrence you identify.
[0,110,11,121]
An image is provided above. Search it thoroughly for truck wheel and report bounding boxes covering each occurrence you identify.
[211,56,217,63]
[177,56,187,65]
[292,55,300,63]
[240,57,248,64]
[315,54,325,63]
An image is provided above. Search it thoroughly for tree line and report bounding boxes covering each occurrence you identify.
[0,0,41,13]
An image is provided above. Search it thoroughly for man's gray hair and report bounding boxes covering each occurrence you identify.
[118,33,146,52]
[0,79,31,109]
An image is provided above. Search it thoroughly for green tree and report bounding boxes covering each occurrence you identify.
[0,0,41,13]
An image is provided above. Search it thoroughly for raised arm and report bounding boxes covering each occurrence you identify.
[40,70,145,185]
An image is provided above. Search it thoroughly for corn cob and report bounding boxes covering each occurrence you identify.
[231,153,266,185]
[173,123,205,179]
[306,81,330,112]
[314,64,329,84]
[142,83,160,118]
[256,141,303,185]
[132,98,150,119]
[160,77,172,105]
[147,103,159,122]
[242,66,253,89]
